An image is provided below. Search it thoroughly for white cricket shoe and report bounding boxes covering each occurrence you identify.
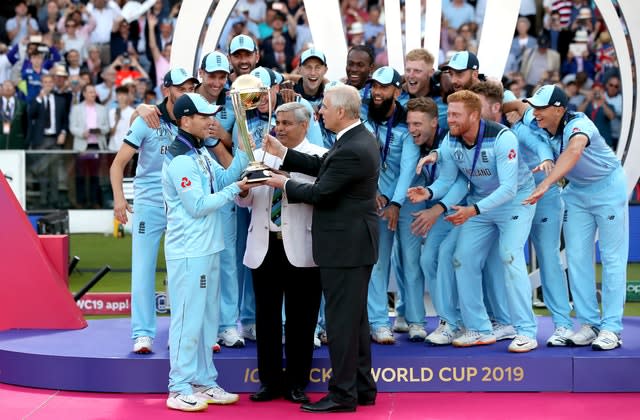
[371,326,395,344]
[452,330,496,347]
[241,323,257,341]
[508,335,538,353]
[408,324,427,342]
[314,335,321,349]
[166,393,207,412]
[546,326,573,347]
[492,322,517,341]
[591,330,622,351]
[133,336,153,354]
[193,385,239,405]
[567,324,599,346]
[425,320,456,346]
[392,316,409,333]
[217,328,245,348]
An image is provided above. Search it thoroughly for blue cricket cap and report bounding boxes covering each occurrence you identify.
[229,34,257,54]
[301,48,327,65]
[523,84,568,108]
[443,51,479,72]
[200,51,230,74]
[251,67,280,87]
[367,66,401,88]
[163,68,198,88]
[174,93,221,119]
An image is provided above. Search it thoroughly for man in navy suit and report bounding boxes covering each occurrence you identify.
[263,84,380,413]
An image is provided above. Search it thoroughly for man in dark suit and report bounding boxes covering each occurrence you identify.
[263,84,380,413]
[26,74,68,208]
[0,80,27,149]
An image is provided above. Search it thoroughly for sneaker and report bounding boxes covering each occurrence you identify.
[318,329,328,345]
[546,326,573,347]
[212,343,221,353]
[408,324,427,342]
[532,297,546,308]
[591,330,622,351]
[166,393,207,412]
[492,322,517,341]
[452,330,496,347]
[392,316,409,333]
[508,335,538,353]
[193,385,239,405]
[217,328,245,348]
[314,335,321,349]
[371,326,395,344]
[242,324,257,341]
[133,336,153,354]
[425,320,456,346]
[567,324,599,346]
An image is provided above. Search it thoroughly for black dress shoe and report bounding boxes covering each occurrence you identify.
[249,386,282,402]
[284,387,310,404]
[301,395,356,413]
[358,397,376,406]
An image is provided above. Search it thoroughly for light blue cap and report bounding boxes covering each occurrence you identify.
[300,48,327,65]
[251,67,279,87]
[523,84,568,108]
[368,66,401,88]
[229,34,257,54]
[200,51,230,74]
[443,51,479,71]
[163,68,198,87]
[174,93,221,119]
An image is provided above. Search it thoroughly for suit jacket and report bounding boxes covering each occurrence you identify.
[69,102,110,151]
[238,139,328,269]
[26,93,69,149]
[520,47,561,84]
[0,96,27,149]
[281,123,380,268]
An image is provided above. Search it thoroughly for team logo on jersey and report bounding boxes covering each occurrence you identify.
[160,145,168,154]
[453,149,464,161]
[572,127,580,133]
[181,177,192,188]
[508,149,516,160]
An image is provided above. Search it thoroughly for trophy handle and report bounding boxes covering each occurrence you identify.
[258,88,272,165]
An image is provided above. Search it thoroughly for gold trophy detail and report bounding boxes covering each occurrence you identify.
[230,74,273,182]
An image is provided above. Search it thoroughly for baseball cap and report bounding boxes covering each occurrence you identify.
[229,34,257,54]
[200,51,230,74]
[250,67,279,87]
[174,93,221,119]
[367,66,401,88]
[300,48,327,66]
[523,84,568,108]
[163,68,198,88]
[502,89,517,103]
[442,51,479,72]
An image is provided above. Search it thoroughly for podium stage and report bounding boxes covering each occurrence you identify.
[1,316,638,393]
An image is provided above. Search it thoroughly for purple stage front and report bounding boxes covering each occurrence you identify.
[0,317,638,393]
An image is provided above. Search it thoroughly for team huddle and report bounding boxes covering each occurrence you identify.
[110,35,629,412]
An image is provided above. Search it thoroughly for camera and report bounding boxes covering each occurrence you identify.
[122,52,131,65]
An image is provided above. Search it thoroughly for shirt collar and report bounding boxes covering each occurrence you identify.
[336,120,361,141]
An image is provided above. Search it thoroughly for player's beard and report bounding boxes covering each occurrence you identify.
[368,97,395,124]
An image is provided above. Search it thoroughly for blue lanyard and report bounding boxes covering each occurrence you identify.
[469,120,486,184]
[375,111,395,170]
[422,125,445,183]
[176,134,215,194]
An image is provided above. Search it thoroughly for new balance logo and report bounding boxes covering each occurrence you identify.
[511,215,519,220]
[541,217,548,223]
[608,215,615,220]
[138,221,146,234]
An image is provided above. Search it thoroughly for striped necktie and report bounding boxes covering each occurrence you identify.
[271,188,282,227]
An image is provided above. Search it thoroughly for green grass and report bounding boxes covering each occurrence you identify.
[67,234,640,315]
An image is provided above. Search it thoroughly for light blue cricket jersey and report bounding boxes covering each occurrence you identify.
[162,129,249,260]
[512,108,555,185]
[124,98,178,207]
[361,100,420,206]
[203,88,236,149]
[430,120,535,213]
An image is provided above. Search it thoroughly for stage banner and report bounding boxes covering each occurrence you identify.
[76,292,169,315]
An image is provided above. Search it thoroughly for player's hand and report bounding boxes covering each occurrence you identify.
[407,186,431,203]
[136,104,161,129]
[534,159,555,175]
[279,81,297,103]
[263,171,288,189]
[505,111,521,125]
[208,118,225,141]
[375,193,389,211]
[416,152,438,175]
[113,196,133,224]
[522,183,548,205]
[444,205,477,226]
[411,206,443,236]
[262,133,286,158]
[380,204,399,231]
[237,177,265,192]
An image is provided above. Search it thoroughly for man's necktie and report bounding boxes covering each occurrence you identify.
[271,188,282,227]
[44,96,51,129]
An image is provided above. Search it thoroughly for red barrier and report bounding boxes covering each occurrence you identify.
[0,170,86,331]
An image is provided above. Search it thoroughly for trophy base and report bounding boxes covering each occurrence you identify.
[241,163,272,183]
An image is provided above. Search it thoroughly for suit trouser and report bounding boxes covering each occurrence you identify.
[251,232,322,389]
[131,203,165,339]
[563,167,628,333]
[530,185,572,329]
[167,253,220,394]
[31,136,60,207]
[321,265,376,406]
[454,194,537,337]
[218,202,240,332]
[236,206,256,325]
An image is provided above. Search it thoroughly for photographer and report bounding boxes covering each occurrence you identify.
[577,82,615,148]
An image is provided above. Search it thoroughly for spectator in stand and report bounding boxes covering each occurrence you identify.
[7,36,62,76]
[39,1,61,35]
[110,16,139,63]
[561,30,596,80]
[96,66,116,106]
[86,44,103,84]
[594,31,616,81]
[87,0,119,65]
[6,1,39,47]
[564,77,585,110]
[261,34,292,73]
[341,0,368,29]
[604,75,622,150]
[56,2,97,42]
[543,0,573,29]
[442,0,475,44]
[363,5,384,49]
[68,74,84,106]
[518,0,538,35]
[458,23,478,54]
[21,49,49,103]
[0,43,11,84]
[261,7,299,61]
[236,0,267,26]
[347,22,365,48]
[293,8,312,56]
[144,88,157,104]
[61,17,88,62]
[108,85,134,151]
[0,80,27,149]
[64,49,85,77]
[520,32,560,94]
[578,82,615,148]
[545,10,573,61]
[508,17,537,73]
[146,13,170,91]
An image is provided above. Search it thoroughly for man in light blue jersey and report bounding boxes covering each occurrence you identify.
[522,84,628,351]
[163,93,256,411]
[409,90,539,353]
[361,66,420,344]
[110,68,197,354]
